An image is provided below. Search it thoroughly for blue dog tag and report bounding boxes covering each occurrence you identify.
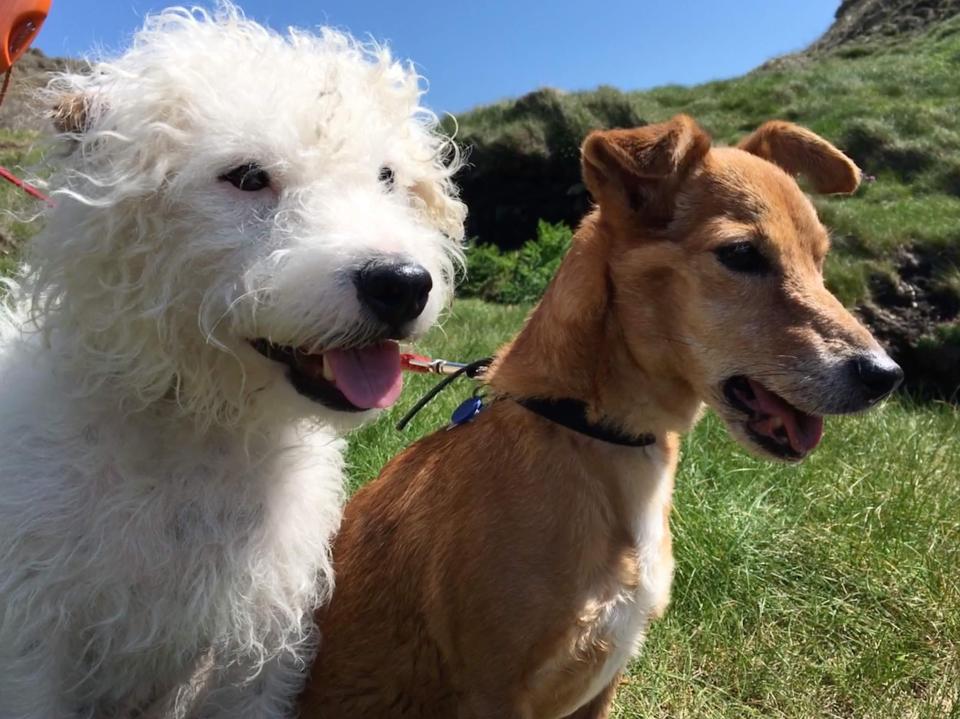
[450,396,484,426]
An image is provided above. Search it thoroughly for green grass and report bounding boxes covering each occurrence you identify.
[621,402,960,718]
[346,299,960,718]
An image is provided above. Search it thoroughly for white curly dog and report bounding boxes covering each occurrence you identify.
[0,5,464,717]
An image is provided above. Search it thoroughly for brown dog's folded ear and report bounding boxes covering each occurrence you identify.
[51,93,91,135]
[582,114,710,226]
[738,121,861,195]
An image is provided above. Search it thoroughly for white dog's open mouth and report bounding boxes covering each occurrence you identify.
[250,339,403,412]
[723,376,824,460]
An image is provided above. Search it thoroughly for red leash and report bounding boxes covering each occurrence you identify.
[0,165,53,205]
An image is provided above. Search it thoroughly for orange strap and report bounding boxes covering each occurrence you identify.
[1,0,52,73]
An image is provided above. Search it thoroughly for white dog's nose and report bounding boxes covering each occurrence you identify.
[355,259,433,329]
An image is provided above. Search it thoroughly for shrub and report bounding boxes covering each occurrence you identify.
[460,220,573,304]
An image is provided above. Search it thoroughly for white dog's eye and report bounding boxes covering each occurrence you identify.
[219,163,270,192]
[378,166,395,190]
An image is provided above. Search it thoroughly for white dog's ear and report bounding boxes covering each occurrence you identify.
[582,114,710,227]
[738,120,861,195]
[51,93,92,135]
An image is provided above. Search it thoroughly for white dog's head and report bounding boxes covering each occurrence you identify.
[30,4,465,431]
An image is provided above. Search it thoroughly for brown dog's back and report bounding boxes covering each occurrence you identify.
[304,429,463,717]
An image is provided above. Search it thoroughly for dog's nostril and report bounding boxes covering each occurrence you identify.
[355,259,433,329]
[851,354,904,401]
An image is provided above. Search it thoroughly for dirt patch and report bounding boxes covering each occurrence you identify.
[857,246,960,398]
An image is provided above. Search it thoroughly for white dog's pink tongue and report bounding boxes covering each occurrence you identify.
[325,342,402,409]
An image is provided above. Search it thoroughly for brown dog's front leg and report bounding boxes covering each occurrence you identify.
[560,676,619,719]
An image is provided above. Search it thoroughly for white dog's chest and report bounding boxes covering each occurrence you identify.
[0,409,345,710]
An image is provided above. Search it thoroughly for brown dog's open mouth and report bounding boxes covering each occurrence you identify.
[250,339,402,413]
[723,376,824,460]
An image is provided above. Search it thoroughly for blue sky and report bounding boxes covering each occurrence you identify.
[35,1,839,114]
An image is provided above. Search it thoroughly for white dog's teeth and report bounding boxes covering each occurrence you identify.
[322,357,335,382]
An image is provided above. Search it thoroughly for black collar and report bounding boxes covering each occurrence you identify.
[513,396,655,448]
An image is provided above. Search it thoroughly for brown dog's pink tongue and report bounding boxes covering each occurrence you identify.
[325,342,402,409]
[745,379,824,454]
[793,413,824,454]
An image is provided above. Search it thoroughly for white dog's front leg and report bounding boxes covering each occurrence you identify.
[189,644,312,719]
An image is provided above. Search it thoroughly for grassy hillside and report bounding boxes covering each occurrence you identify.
[348,299,960,718]
[0,49,75,271]
[450,17,960,396]
[0,130,43,278]
[2,14,958,393]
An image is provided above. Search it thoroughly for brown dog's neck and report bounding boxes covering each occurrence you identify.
[488,213,701,441]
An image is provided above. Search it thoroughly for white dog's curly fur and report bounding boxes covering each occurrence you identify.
[0,4,464,717]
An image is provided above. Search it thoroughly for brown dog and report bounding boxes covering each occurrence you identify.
[300,115,902,718]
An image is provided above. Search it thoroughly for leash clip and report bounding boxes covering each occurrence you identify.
[401,353,476,376]
[396,357,492,431]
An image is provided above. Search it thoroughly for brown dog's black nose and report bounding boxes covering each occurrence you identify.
[355,259,433,329]
[851,354,904,402]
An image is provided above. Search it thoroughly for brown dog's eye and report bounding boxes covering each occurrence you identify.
[219,163,270,192]
[378,166,396,190]
[714,242,770,275]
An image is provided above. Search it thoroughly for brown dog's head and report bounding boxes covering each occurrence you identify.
[582,115,902,462]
